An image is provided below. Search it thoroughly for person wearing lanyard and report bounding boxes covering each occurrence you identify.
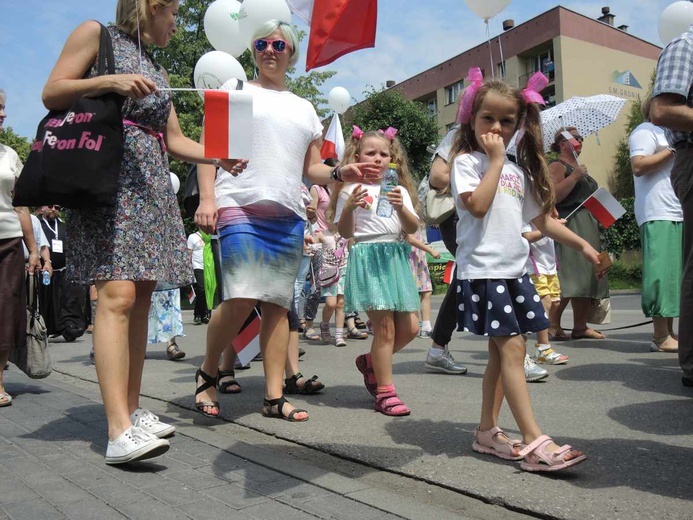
[38,204,86,342]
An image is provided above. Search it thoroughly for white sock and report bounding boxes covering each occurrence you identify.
[335,328,344,340]
[421,320,431,331]
[536,343,551,351]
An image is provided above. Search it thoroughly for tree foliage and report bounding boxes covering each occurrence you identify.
[150,1,335,234]
[345,87,440,181]
[0,127,31,162]
[607,98,645,200]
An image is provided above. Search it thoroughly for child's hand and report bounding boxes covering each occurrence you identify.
[345,184,369,211]
[479,133,506,162]
[386,187,404,210]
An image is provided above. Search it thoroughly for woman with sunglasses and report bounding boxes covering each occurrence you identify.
[548,127,609,341]
[194,20,380,421]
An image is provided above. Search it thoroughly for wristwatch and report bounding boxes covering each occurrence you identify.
[212,158,221,168]
[668,146,677,155]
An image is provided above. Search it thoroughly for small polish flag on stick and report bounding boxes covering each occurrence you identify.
[569,187,626,228]
[320,113,345,160]
[203,89,253,160]
[443,261,456,284]
[185,286,196,305]
[232,309,261,367]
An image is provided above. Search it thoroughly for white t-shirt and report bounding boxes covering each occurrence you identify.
[334,183,417,243]
[186,232,205,270]
[521,222,557,276]
[434,127,458,162]
[629,122,682,226]
[451,151,542,279]
[0,144,23,239]
[214,79,323,220]
[23,214,49,259]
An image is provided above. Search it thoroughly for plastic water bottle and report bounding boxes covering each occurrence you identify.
[42,270,51,286]
[376,163,399,218]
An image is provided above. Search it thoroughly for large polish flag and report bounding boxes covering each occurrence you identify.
[298,0,377,71]
[232,309,261,367]
[320,113,345,160]
[203,89,253,159]
[581,187,626,228]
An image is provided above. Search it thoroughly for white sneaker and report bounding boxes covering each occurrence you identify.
[524,354,549,382]
[105,426,170,465]
[130,408,176,438]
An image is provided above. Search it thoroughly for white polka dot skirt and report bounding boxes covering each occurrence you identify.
[456,275,549,337]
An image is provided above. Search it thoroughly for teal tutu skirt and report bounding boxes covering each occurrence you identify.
[344,242,420,313]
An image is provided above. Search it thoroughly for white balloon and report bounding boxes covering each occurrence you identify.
[204,0,247,57]
[464,0,510,21]
[237,0,292,48]
[659,1,693,45]
[170,172,180,194]
[194,51,248,99]
[328,87,351,114]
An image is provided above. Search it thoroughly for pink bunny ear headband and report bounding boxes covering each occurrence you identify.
[352,125,398,140]
[455,68,549,125]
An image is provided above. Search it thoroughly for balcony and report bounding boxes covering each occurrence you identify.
[519,66,555,86]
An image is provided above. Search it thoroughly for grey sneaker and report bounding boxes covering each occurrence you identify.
[425,349,468,375]
[524,354,549,382]
[130,408,175,438]
[105,426,169,465]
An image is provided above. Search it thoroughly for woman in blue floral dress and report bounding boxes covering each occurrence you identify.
[42,0,244,465]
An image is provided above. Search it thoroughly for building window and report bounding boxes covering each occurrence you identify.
[427,98,437,117]
[445,81,464,105]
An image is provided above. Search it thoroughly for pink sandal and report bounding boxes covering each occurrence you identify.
[355,354,377,396]
[472,426,524,461]
[374,390,410,416]
[519,435,587,472]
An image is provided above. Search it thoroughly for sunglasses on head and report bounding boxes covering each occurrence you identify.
[253,38,289,54]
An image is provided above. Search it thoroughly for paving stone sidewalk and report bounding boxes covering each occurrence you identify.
[0,371,464,520]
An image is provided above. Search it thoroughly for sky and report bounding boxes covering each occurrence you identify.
[0,0,671,139]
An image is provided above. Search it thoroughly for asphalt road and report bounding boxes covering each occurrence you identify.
[13,292,693,520]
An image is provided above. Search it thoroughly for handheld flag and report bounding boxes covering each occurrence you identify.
[203,89,253,160]
[443,261,456,284]
[320,113,345,160]
[581,187,626,228]
[232,309,261,368]
[306,0,378,71]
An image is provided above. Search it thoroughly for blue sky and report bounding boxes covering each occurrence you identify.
[1,0,668,138]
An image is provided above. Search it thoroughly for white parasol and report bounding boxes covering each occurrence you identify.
[539,94,627,152]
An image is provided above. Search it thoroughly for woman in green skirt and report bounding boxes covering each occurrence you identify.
[548,127,609,340]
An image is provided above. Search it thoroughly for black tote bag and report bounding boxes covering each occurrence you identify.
[13,23,124,208]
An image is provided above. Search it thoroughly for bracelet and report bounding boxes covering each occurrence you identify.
[668,146,677,156]
[44,259,52,263]
[330,166,343,182]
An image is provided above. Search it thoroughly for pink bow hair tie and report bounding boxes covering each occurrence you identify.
[378,127,398,139]
[456,67,484,125]
[352,125,364,139]
[522,71,549,105]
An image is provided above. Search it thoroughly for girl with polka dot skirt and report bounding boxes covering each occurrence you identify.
[449,68,604,472]
[330,129,420,417]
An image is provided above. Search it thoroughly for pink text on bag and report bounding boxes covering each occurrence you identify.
[31,131,105,153]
